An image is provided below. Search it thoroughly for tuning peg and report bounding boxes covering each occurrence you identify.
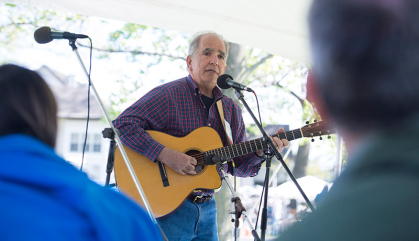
[311,138,315,142]
[328,135,331,139]
[320,136,323,140]
[314,119,317,123]
[306,121,309,124]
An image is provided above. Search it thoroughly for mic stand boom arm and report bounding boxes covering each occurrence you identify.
[67,40,166,240]
[234,89,315,238]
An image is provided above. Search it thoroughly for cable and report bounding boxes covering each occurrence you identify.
[80,37,93,171]
[252,91,264,231]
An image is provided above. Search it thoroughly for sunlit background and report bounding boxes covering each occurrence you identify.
[0,2,345,240]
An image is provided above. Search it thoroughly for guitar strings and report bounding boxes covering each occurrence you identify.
[189,153,205,166]
[176,123,328,167]
[186,131,302,167]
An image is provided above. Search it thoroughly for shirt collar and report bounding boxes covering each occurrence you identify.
[186,74,224,101]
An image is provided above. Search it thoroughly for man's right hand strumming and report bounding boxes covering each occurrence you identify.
[156,147,197,175]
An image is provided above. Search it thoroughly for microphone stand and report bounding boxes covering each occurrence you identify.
[67,39,167,241]
[260,150,274,241]
[233,89,315,240]
[217,163,261,241]
[102,128,117,187]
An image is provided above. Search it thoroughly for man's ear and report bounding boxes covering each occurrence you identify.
[186,55,193,72]
[307,70,330,122]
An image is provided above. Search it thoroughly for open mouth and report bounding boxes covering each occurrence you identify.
[206,69,218,74]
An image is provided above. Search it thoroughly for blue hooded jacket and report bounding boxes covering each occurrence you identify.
[0,134,163,241]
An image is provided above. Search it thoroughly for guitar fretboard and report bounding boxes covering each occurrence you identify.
[204,128,303,159]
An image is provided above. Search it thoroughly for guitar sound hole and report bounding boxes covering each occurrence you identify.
[185,149,205,175]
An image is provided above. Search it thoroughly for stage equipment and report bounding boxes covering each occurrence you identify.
[217,74,254,92]
[217,74,334,240]
[218,163,261,241]
[33,27,167,241]
[34,26,88,44]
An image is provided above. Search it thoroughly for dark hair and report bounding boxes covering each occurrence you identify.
[0,64,57,147]
[309,0,419,133]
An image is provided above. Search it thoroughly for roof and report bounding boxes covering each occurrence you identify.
[36,65,103,119]
[50,85,103,119]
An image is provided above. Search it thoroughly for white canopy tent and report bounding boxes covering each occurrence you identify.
[271,175,331,202]
[1,0,313,63]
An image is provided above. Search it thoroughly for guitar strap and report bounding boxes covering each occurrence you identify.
[216,99,237,179]
[216,99,233,146]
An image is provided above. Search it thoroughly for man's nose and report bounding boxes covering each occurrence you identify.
[210,55,218,66]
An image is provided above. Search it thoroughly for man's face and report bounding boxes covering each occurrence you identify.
[187,34,227,87]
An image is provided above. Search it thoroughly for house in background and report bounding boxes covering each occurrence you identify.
[37,65,112,185]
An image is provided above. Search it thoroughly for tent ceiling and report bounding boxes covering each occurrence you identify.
[3,0,313,63]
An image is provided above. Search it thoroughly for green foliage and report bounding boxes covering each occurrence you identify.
[0,3,191,122]
[107,78,140,119]
[107,22,189,61]
[0,3,85,49]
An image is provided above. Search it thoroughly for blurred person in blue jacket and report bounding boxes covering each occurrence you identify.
[0,64,163,241]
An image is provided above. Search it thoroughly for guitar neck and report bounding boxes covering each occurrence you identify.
[205,128,304,159]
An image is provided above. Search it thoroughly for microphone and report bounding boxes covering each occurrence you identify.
[34,26,89,44]
[217,74,253,92]
[205,154,231,165]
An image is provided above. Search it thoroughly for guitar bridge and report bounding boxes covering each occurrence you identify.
[157,161,169,187]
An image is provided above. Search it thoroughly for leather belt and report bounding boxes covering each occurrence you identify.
[188,195,213,204]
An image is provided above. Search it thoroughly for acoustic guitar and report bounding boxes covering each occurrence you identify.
[114,121,335,218]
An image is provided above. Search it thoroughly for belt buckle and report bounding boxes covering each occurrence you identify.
[193,195,203,203]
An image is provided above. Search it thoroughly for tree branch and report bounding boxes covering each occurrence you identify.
[1,22,38,29]
[275,66,296,85]
[241,53,273,80]
[277,83,305,108]
[77,43,186,60]
[259,68,305,108]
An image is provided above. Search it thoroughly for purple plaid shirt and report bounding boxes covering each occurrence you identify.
[113,75,263,195]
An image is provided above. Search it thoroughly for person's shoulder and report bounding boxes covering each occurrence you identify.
[85,181,153,221]
[80,183,163,240]
[221,94,235,103]
[221,95,240,109]
[156,76,189,91]
[142,76,188,100]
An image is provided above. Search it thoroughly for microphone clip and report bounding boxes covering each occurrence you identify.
[205,154,231,165]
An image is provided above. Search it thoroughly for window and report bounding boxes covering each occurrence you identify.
[82,134,90,152]
[93,134,101,153]
[70,132,102,153]
[70,133,78,152]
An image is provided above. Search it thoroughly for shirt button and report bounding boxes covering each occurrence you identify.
[208,123,211,126]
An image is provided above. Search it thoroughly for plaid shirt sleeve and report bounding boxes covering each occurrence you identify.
[112,87,169,162]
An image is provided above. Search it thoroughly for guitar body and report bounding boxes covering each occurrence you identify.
[114,126,223,218]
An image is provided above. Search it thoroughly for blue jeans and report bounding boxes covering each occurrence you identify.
[157,197,218,241]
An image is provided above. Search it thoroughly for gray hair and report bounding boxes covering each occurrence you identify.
[188,31,229,60]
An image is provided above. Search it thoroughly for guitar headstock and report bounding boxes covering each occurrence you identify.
[301,120,336,142]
